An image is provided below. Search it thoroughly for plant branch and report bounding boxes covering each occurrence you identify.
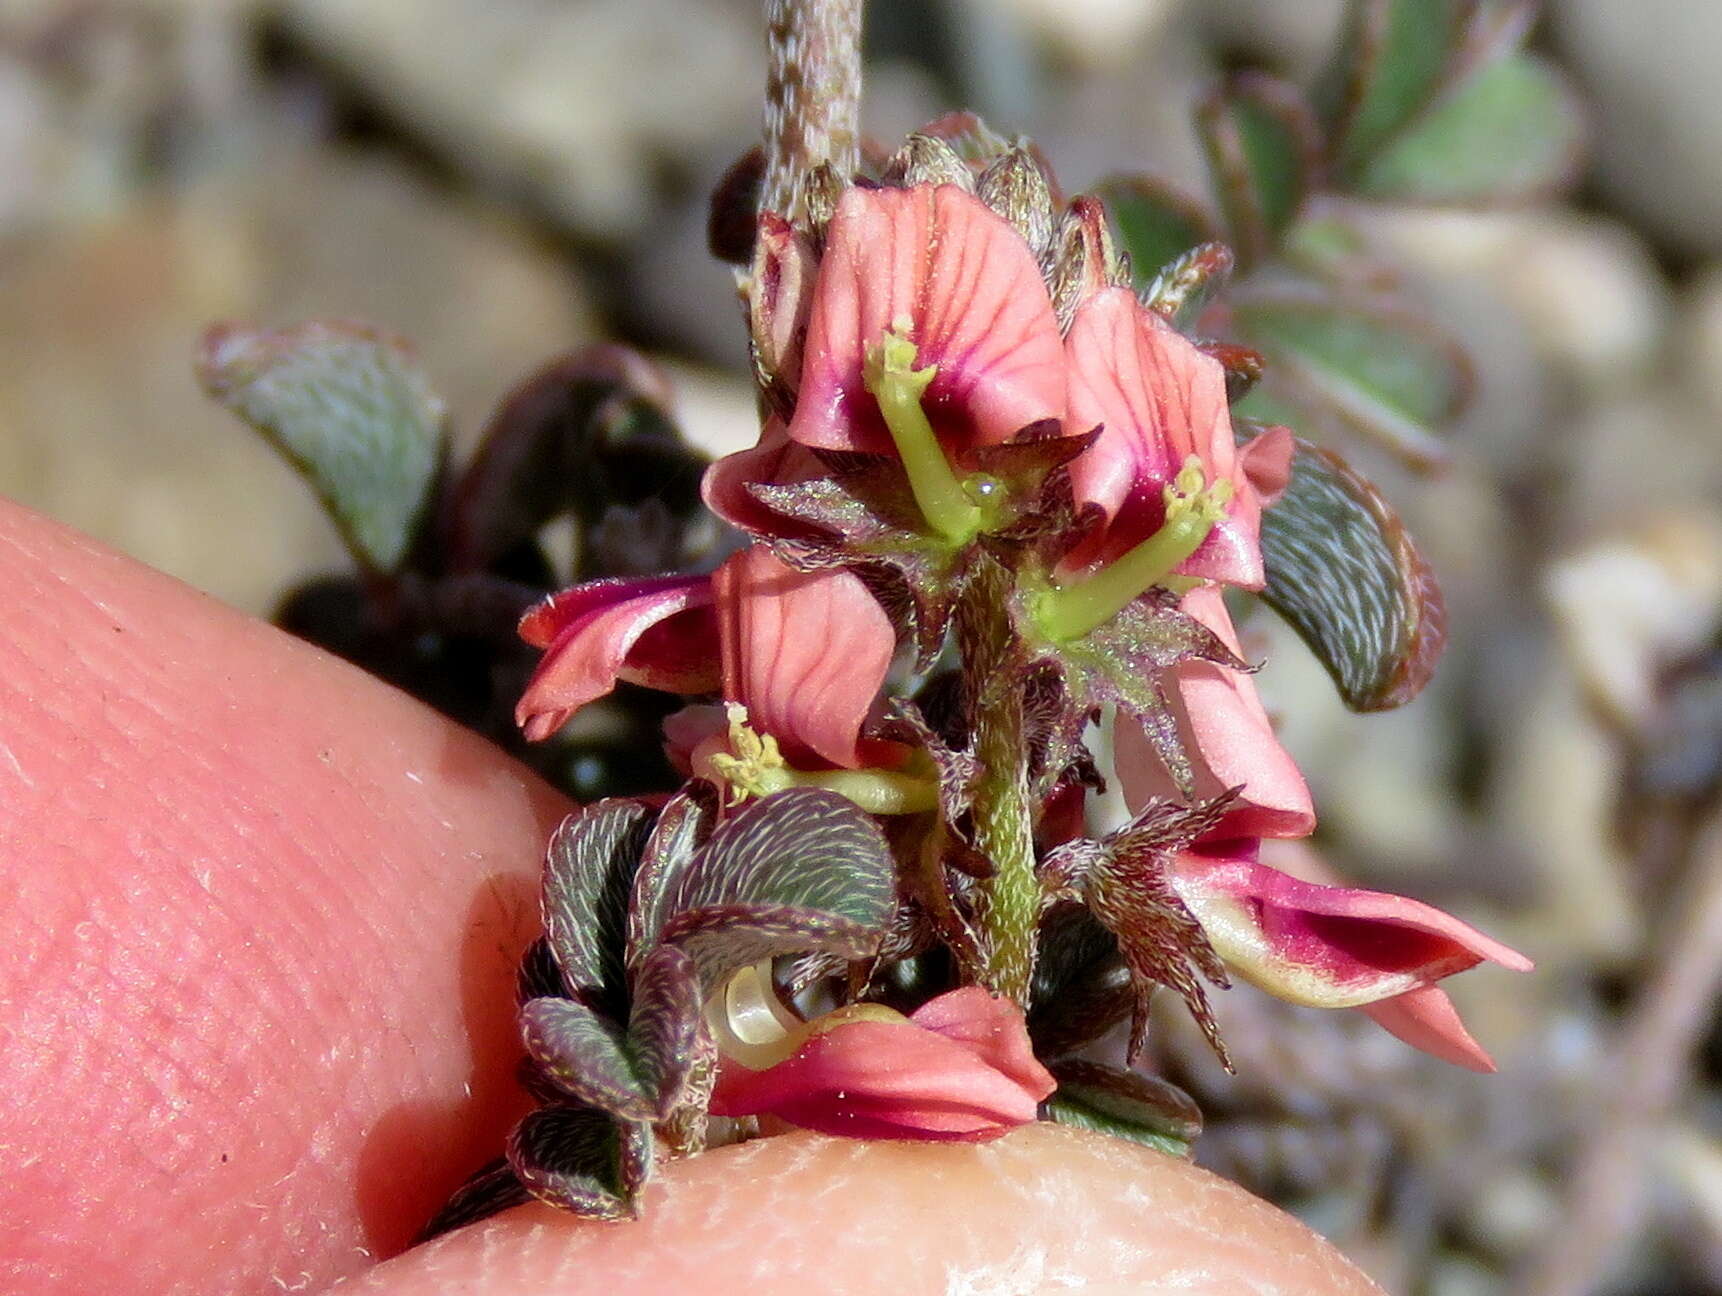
[762,0,863,220]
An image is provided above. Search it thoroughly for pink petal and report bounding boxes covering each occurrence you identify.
[1171,844,1533,1010]
[907,988,1056,1099]
[1238,423,1294,506]
[515,575,719,742]
[748,213,816,400]
[700,418,826,536]
[713,546,894,769]
[1035,780,1089,851]
[661,703,726,775]
[1360,984,1499,1073]
[1064,287,1265,588]
[1253,843,1508,1071]
[1116,584,1314,840]
[788,185,1066,455]
[709,1000,1053,1143]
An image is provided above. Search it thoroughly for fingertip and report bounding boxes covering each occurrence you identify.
[0,500,572,1293]
[345,1125,1383,1295]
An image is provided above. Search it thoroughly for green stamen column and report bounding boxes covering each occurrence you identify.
[1034,457,1232,642]
[864,321,983,544]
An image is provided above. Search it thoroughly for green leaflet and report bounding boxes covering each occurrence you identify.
[1197,75,1320,267]
[197,320,445,572]
[1232,293,1469,470]
[1044,1057,1203,1160]
[1353,54,1584,204]
[1325,0,1475,172]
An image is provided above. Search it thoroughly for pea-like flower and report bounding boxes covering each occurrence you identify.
[708,977,1056,1142]
[1119,586,1531,1070]
[516,547,895,778]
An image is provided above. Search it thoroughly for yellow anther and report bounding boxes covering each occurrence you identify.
[864,320,937,401]
[1163,454,1233,525]
[705,703,789,806]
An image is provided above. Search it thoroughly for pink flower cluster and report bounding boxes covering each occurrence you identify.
[514,182,1529,1142]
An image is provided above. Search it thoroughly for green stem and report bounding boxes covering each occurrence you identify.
[971,680,1038,1004]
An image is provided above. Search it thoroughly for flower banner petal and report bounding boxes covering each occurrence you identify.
[788,185,1067,455]
[714,546,894,769]
[1064,287,1266,587]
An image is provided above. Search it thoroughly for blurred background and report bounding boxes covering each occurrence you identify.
[2,1,1718,1292]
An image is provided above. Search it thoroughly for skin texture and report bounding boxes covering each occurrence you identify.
[0,499,567,1293]
[346,1124,1385,1296]
[0,499,1385,1294]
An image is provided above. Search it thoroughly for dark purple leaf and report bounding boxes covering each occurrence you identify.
[660,902,883,986]
[507,1107,650,1221]
[418,1157,530,1241]
[441,346,696,574]
[638,789,896,987]
[515,935,566,1005]
[1254,432,1447,710]
[521,996,650,1119]
[627,787,719,969]
[708,146,764,264]
[623,943,704,1117]
[543,800,655,1019]
[1027,904,1133,1056]
[1045,1059,1203,1158]
[521,941,702,1122]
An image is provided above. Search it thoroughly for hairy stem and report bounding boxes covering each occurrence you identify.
[971,687,1038,1003]
[763,0,864,220]
[961,560,1039,1005]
